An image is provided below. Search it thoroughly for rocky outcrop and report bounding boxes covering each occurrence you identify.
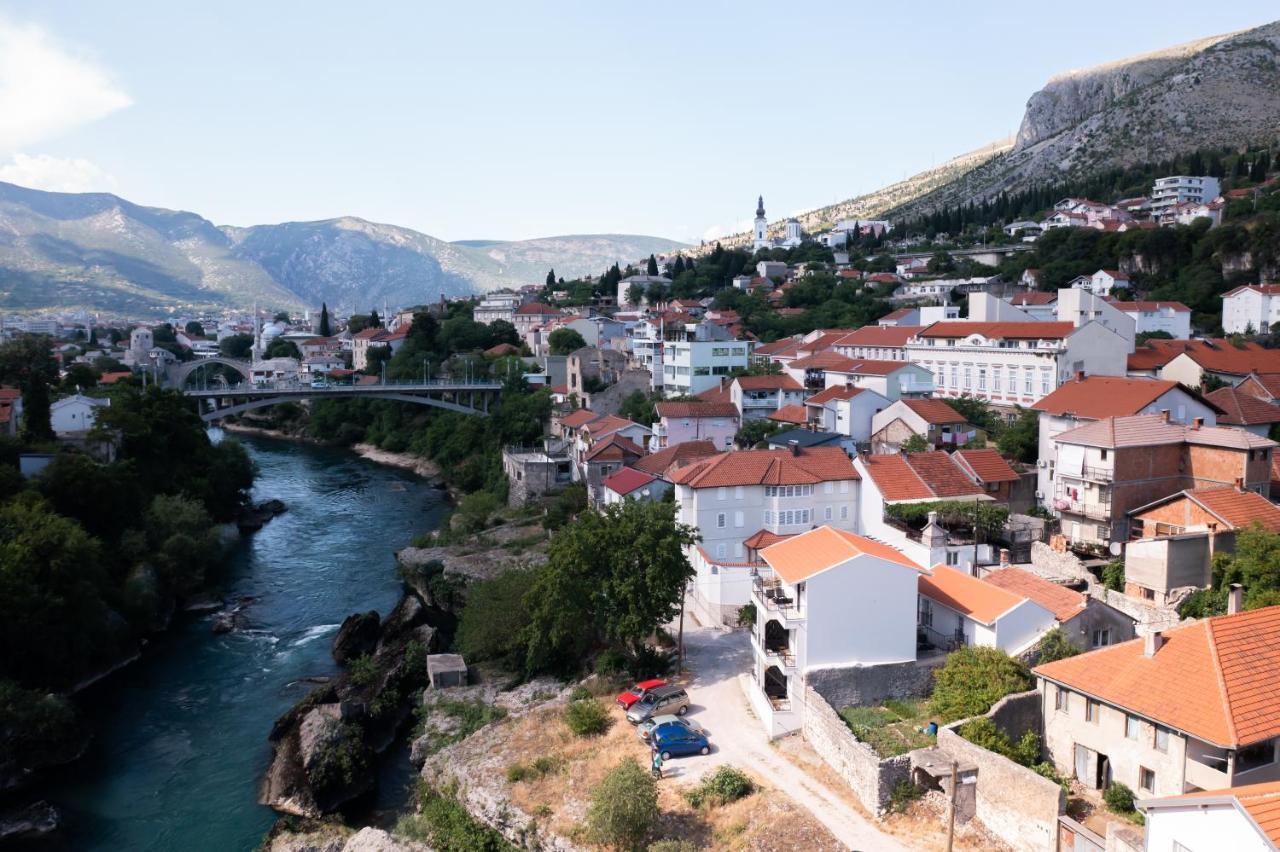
[0,801,60,843]
[332,612,381,663]
[266,823,429,852]
[238,498,288,532]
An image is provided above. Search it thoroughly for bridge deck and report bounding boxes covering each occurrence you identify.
[185,381,501,398]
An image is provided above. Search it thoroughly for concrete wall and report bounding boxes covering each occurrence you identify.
[806,658,942,710]
[938,691,1065,852]
[800,685,912,815]
[582,368,651,418]
[805,557,918,667]
[1124,534,1212,595]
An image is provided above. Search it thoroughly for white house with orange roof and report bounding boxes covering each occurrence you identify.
[869,397,973,453]
[748,526,924,736]
[669,447,860,625]
[916,565,1056,655]
[728,374,806,421]
[803,384,889,444]
[1106,299,1192,339]
[1035,603,1280,799]
[821,359,935,402]
[1140,780,1280,852]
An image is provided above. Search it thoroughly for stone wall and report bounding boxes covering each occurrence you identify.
[801,685,911,815]
[937,691,1064,852]
[806,658,941,710]
[583,368,651,418]
[1030,540,1091,580]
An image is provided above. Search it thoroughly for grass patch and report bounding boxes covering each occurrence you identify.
[685,765,755,809]
[415,698,508,755]
[839,699,935,758]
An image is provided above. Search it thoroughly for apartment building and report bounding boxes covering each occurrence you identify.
[822,359,935,402]
[828,324,921,361]
[1150,175,1221,223]
[1222,284,1280,334]
[904,321,1128,411]
[512,302,566,345]
[649,401,739,451]
[1050,413,1276,546]
[473,290,523,325]
[660,340,751,397]
[669,447,860,625]
[728,374,806,421]
[804,384,890,444]
[1035,605,1280,799]
[1106,300,1192,339]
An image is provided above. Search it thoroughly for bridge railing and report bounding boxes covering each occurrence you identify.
[185,377,504,394]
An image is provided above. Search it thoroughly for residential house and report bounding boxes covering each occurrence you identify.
[822,359,935,402]
[1068,269,1130,296]
[952,448,1022,504]
[1237,372,1280,403]
[502,442,574,506]
[1051,413,1277,546]
[302,354,345,377]
[0,387,23,437]
[1206,386,1280,436]
[512,303,566,345]
[650,400,739,452]
[1129,485,1280,546]
[1009,290,1058,320]
[1035,605,1280,799]
[473,290,522,325]
[351,327,390,371]
[828,325,921,361]
[869,398,971,454]
[630,439,719,483]
[1032,375,1222,507]
[1140,780,1280,851]
[782,351,859,391]
[766,429,846,453]
[906,321,1129,411]
[616,275,671,308]
[729,374,807,421]
[600,468,669,505]
[877,307,920,326]
[670,447,860,625]
[766,404,809,428]
[804,384,890,445]
[1106,300,1192,339]
[1150,175,1221,223]
[1224,284,1280,335]
[1152,339,1280,391]
[660,339,751,397]
[50,393,109,434]
[573,414,650,487]
[747,526,923,736]
[917,565,1056,655]
[983,567,1135,650]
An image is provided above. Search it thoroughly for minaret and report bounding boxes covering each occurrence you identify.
[753,195,769,251]
[252,303,263,361]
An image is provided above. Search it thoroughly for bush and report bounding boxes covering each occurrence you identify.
[506,763,532,782]
[565,697,612,737]
[594,650,628,676]
[507,755,561,783]
[1102,560,1125,592]
[888,779,924,814]
[348,654,379,688]
[736,602,756,628]
[1035,627,1081,664]
[929,647,1033,723]
[1034,761,1070,794]
[685,765,755,809]
[588,759,658,851]
[648,842,696,852]
[957,717,1042,766]
[397,781,514,851]
[1104,781,1136,813]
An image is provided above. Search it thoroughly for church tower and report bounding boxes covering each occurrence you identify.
[753,195,769,251]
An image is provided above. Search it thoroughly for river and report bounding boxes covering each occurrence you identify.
[33,431,448,851]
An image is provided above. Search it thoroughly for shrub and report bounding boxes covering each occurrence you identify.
[1034,761,1070,794]
[397,781,514,851]
[625,645,672,680]
[565,697,611,737]
[648,842,696,852]
[736,602,756,628]
[568,685,594,702]
[587,759,657,851]
[888,780,924,813]
[1035,627,1080,664]
[957,717,1042,766]
[594,650,628,676]
[1102,559,1125,592]
[685,765,755,809]
[1104,782,1136,814]
[532,755,561,776]
[506,763,532,783]
[929,647,1033,722]
[348,654,379,688]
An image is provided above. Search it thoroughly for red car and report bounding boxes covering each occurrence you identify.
[615,679,667,710]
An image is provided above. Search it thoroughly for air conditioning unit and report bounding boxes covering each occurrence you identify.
[1034,491,1044,499]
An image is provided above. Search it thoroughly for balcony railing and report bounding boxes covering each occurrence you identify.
[1054,498,1112,521]
[752,572,803,620]
[918,623,966,652]
[1081,466,1114,482]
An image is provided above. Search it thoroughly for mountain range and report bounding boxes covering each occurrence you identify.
[0,181,686,317]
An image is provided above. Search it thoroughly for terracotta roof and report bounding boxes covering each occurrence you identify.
[601,467,656,496]
[919,321,1075,340]
[752,337,801,357]
[835,359,917,377]
[919,566,1029,626]
[485,343,520,356]
[1010,292,1058,306]
[1206,387,1280,426]
[97,371,132,384]
[655,401,739,420]
[733,374,803,391]
[1035,605,1280,748]
[1223,284,1280,298]
[743,529,793,550]
[353,327,389,340]
[560,408,602,429]
[1032,377,1184,419]
[800,330,859,353]
[1242,373,1280,400]
[1132,487,1280,533]
[788,352,859,371]
[1135,338,1280,376]
[550,384,568,395]
[584,433,644,461]
[1145,780,1280,846]
[953,448,1020,483]
[806,385,869,405]
[761,525,921,583]
[1106,300,1191,313]
[983,567,1086,623]
[831,325,922,348]
[866,273,901,284]
[582,414,641,439]
[631,440,719,477]
[1054,414,1277,451]
[514,302,563,315]
[860,452,986,501]
[696,384,733,405]
[902,398,967,425]
[767,404,809,425]
[669,447,858,488]
[880,308,916,321]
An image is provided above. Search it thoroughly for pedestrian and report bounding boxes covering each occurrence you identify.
[650,743,663,779]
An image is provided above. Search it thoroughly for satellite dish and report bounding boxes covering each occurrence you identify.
[1109,541,1122,556]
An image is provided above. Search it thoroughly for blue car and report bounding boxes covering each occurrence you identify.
[652,722,710,760]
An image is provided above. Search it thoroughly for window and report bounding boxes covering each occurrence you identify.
[824,506,833,521]
[1091,628,1112,648]
[978,368,987,391]
[763,510,773,525]
[1024,373,1032,394]
[840,505,849,520]
[963,367,971,389]
[1041,373,1050,395]
[839,480,849,494]
[716,513,726,529]
[950,367,958,387]
[715,543,726,558]
[734,486,744,499]
[1153,727,1169,753]
[1138,767,1155,793]
[1100,449,1108,461]
[946,551,959,566]
[1086,699,1099,723]
[1141,587,1155,601]
[733,511,744,528]
[1126,715,1140,740]
[717,487,727,500]
[1054,687,1069,713]
[824,482,834,494]
[993,370,1001,392]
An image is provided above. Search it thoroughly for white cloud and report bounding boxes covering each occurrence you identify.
[0,152,116,192]
[0,18,132,153]
[701,218,751,243]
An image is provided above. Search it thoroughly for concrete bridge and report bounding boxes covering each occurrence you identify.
[185,380,502,422]
[892,243,1033,268]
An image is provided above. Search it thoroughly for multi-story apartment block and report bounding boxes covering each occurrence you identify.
[828,325,922,361]
[660,339,751,397]
[473,290,523,325]
[1050,412,1276,546]
[904,321,1129,411]
[1106,300,1192,339]
[728,374,806,420]
[1222,284,1280,334]
[670,447,860,625]
[512,302,566,345]
[649,401,739,452]
[1150,175,1221,223]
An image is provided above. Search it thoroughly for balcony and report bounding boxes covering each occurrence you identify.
[1054,498,1112,522]
[751,570,805,623]
[1080,465,1114,482]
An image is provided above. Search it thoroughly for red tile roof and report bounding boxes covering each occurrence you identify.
[1146,781,1280,846]
[902,398,967,425]
[485,343,520,356]
[918,566,1028,626]
[631,440,719,478]
[584,433,644,461]
[879,308,916,321]
[514,302,563,315]
[655,401,739,420]
[983,567,1086,623]
[831,325,922,348]
[752,337,801,357]
[919,321,1075,340]
[97,371,132,384]
[953,448,1020,483]
[1032,377,1186,419]
[1054,414,1276,451]
[767,404,809,425]
[836,359,918,377]
[601,467,656,496]
[1206,387,1280,426]
[696,384,733,405]
[560,408,602,429]
[1240,373,1280,401]
[1035,606,1280,748]
[1010,292,1058,306]
[1105,300,1191,313]
[743,529,794,550]
[860,452,986,501]
[1131,338,1280,376]
[906,451,990,497]
[761,526,921,583]
[788,352,859,371]
[1133,487,1280,533]
[669,447,858,488]
[806,385,869,405]
[733,374,803,391]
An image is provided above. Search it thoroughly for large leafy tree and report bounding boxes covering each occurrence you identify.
[996,408,1039,463]
[0,335,59,441]
[548,327,586,356]
[522,500,697,674]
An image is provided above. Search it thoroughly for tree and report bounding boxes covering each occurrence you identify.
[928,647,1033,722]
[947,393,1000,436]
[0,335,58,442]
[455,567,538,668]
[996,408,1038,463]
[547,327,587,356]
[1035,628,1080,664]
[927,251,956,274]
[273,311,291,323]
[184,321,205,337]
[369,309,382,329]
[219,333,255,359]
[264,338,301,359]
[61,363,99,391]
[735,419,781,449]
[546,268,556,288]
[318,303,332,337]
[587,758,657,851]
[522,500,697,674]
[646,254,659,276]
[900,434,930,453]
[626,282,645,305]
[617,391,656,427]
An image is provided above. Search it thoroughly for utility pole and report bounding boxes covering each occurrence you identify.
[676,581,687,674]
[946,759,958,852]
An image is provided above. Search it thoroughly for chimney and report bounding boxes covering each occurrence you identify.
[1159,409,1170,423]
[1228,583,1244,615]
[788,439,800,456]
[999,548,1010,567]
[1074,370,1085,382]
[1143,631,1165,658]
[845,381,853,391]
[1192,417,1203,430]
[1235,477,1245,491]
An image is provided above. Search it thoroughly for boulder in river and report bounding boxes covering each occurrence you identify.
[0,801,60,843]
[332,612,381,664]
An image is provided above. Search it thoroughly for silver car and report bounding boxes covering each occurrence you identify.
[625,685,689,724]
[637,714,703,742]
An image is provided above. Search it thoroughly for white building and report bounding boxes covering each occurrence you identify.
[616,276,672,309]
[1140,781,1280,852]
[50,393,109,434]
[250,357,301,385]
[474,291,522,325]
[670,447,860,625]
[803,384,890,444]
[1150,175,1221,223]
[1068,269,1130,296]
[823,359,935,402]
[1222,284,1280,334]
[1107,300,1192,339]
[904,320,1129,410]
[728,374,806,420]
[752,195,769,251]
[918,565,1056,655]
[660,340,751,397]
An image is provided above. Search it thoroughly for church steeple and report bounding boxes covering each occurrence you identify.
[753,195,769,251]
[756,195,765,218]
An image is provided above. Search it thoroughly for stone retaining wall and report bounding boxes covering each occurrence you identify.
[800,685,911,815]
[806,658,941,709]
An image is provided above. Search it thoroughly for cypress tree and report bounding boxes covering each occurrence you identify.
[546,269,556,287]
[646,254,659,276]
[318,302,331,336]
[370,308,382,328]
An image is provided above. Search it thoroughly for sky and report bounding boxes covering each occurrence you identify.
[0,2,1275,244]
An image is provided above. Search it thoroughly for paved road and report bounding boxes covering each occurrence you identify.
[672,620,910,852]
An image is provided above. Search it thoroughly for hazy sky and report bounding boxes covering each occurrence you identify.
[0,2,1274,243]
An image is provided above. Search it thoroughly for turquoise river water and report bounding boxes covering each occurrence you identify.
[31,431,448,851]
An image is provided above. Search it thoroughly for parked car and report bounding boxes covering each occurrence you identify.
[310,379,329,388]
[652,722,710,759]
[625,685,689,724]
[615,679,666,710]
[637,714,703,742]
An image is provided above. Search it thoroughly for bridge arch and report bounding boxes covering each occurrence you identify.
[198,391,490,423]
[169,357,253,388]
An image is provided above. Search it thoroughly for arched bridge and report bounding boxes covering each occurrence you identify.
[186,380,502,422]
[167,356,254,387]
